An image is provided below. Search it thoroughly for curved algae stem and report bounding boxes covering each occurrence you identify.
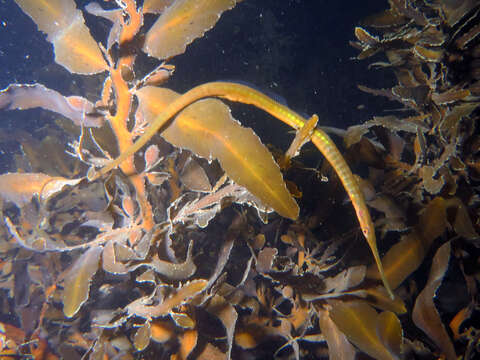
[92,81,394,299]
[102,1,154,231]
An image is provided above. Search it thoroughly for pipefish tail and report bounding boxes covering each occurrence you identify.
[93,81,394,299]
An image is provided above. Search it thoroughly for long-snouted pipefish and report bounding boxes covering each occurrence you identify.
[91,81,394,299]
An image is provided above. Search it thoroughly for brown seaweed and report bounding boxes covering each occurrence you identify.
[0,84,104,128]
[143,0,238,59]
[63,246,103,318]
[329,300,402,360]
[1,0,479,359]
[15,0,107,74]
[135,86,299,219]
[412,242,456,360]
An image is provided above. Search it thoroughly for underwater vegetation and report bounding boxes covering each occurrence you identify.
[0,0,479,359]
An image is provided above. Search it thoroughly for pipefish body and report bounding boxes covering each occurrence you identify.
[92,81,394,299]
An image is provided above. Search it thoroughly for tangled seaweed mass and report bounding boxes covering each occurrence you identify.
[0,0,479,359]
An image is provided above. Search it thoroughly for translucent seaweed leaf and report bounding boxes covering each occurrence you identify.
[171,312,195,329]
[0,172,51,207]
[206,226,235,289]
[355,27,380,46]
[418,198,449,241]
[114,241,138,262]
[102,240,129,274]
[344,124,370,148]
[344,115,427,147]
[439,103,478,139]
[169,182,269,227]
[126,279,207,319]
[284,114,318,165]
[256,247,278,274]
[144,145,160,172]
[412,242,456,360]
[128,239,196,280]
[0,84,104,128]
[0,172,82,208]
[14,0,107,74]
[133,321,151,351]
[367,196,474,290]
[330,300,399,360]
[63,246,103,318]
[367,194,406,233]
[432,88,470,105]
[418,197,478,243]
[143,0,237,60]
[14,0,76,35]
[180,157,212,192]
[452,201,479,240]
[376,311,403,357]
[148,243,196,280]
[318,309,356,360]
[84,3,123,50]
[371,231,430,290]
[135,86,298,219]
[419,166,445,194]
[323,265,366,293]
[40,177,83,201]
[413,45,444,62]
[51,13,108,74]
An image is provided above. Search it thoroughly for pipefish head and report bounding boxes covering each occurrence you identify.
[356,206,374,240]
[360,216,395,299]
